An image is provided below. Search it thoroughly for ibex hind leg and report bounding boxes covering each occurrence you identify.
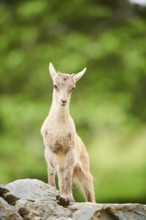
[75,167,95,202]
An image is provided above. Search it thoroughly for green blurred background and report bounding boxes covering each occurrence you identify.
[0,0,146,203]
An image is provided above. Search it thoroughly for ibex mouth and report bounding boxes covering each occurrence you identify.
[61,100,67,106]
[61,103,66,106]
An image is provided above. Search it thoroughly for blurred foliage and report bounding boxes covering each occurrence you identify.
[0,0,146,203]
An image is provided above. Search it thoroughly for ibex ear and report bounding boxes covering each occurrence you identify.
[49,63,58,80]
[73,67,86,82]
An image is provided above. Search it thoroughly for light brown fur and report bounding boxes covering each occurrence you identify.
[41,63,95,203]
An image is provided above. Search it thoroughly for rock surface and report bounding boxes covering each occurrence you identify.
[0,179,146,220]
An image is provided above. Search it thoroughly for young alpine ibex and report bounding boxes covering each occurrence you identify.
[41,63,95,203]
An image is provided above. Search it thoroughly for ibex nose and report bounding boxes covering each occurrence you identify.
[61,99,67,105]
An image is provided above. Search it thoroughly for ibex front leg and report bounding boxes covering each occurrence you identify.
[45,147,56,187]
[63,149,75,202]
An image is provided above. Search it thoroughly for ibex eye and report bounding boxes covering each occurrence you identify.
[70,87,75,92]
[54,85,58,89]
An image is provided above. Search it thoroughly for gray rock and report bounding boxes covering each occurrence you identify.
[0,197,23,220]
[5,178,70,207]
[5,179,59,201]
[0,179,146,220]
[16,199,72,220]
[70,202,146,220]
[0,184,19,205]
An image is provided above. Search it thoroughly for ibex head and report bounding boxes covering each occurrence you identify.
[49,63,86,106]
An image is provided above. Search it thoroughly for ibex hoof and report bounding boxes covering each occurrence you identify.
[57,195,75,207]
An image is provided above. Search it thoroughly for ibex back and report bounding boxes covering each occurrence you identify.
[41,63,95,203]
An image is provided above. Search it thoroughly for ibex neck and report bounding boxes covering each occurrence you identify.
[50,99,70,121]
